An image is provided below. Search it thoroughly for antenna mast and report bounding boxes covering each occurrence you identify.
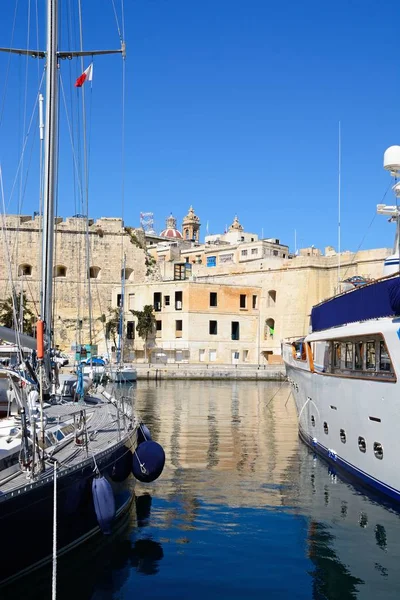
[338,121,341,292]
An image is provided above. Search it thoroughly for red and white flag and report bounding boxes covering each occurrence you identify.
[75,63,93,88]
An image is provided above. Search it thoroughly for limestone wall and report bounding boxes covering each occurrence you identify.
[0,215,148,352]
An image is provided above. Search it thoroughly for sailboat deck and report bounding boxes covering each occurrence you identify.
[0,398,136,496]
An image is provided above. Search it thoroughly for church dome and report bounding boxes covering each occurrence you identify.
[160,214,183,239]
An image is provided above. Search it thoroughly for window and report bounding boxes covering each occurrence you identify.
[241,249,248,257]
[175,291,182,310]
[355,341,363,370]
[231,322,239,341]
[265,318,275,340]
[220,253,233,264]
[54,265,66,277]
[273,250,279,256]
[164,295,170,307]
[251,248,258,255]
[89,266,100,279]
[209,320,218,335]
[366,341,376,370]
[154,292,162,312]
[240,294,247,309]
[345,343,353,368]
[174,264,186,280]
[207,256,216,267]
[175,320,182,338]
[333,343,341,368]
[268,290,276,306]
[252,295,257,309]
[156,320,162,338]
[209,349,216,362]
[126,321,135,340]
[210,292,217,307]
[379,341,391,372]
[18,263,32,277]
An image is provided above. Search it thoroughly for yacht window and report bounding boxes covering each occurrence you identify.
[333,343,341,368]
[345,343,353,369]
[366,341,376,370]
[379,341,391,372]
[355,342,363,370]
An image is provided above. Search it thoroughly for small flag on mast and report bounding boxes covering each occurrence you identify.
[75,63,93,88]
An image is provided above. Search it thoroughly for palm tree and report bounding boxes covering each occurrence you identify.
[130,305,155,361]
[0,292,35,335]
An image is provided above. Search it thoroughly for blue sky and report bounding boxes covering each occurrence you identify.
[0,0,399,254]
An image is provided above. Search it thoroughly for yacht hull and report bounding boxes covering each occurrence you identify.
[284,353,400,504]
[0,433,136,586]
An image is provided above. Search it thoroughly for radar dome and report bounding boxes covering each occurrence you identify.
[384,146,400,174]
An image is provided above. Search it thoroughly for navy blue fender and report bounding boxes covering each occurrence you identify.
[109,445,132,482]
[92,476,116,534]
[137,423,152,446]
[132,441,165,483]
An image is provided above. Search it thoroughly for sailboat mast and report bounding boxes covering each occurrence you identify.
[41,0,58,351]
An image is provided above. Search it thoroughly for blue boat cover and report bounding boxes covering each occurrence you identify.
[311,276,400,332]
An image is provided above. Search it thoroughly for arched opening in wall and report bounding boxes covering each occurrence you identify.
[123,268,134,281]
[264,318,275,340]
[54,265,67,278]
[89,266,101,279]
[268,290,276,306]
[18,263,32,277]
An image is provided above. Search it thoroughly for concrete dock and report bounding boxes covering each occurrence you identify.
[134,363,286,381]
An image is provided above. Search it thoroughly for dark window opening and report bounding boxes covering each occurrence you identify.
[210,292,217,307]
[154,292,162,312]
[231,321,239,341]
[126,321,135,340]
[209,320,218,335]
[175,320,182,337]
[240,294,246,309]
[164,295,170,307]
[175,291,183,310]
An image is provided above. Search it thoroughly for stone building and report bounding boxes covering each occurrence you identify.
[114,280,262,363]
[0,214,150,353]
[0,211,392,363]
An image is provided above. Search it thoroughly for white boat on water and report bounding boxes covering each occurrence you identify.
[109,364,137,383]
[283,145,400,505]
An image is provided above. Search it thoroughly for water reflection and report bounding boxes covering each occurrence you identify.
[134,381,400,599]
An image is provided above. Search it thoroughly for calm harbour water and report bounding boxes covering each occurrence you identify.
[4,380,400,599]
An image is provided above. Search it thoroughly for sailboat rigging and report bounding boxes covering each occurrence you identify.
[0,0,164,587]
